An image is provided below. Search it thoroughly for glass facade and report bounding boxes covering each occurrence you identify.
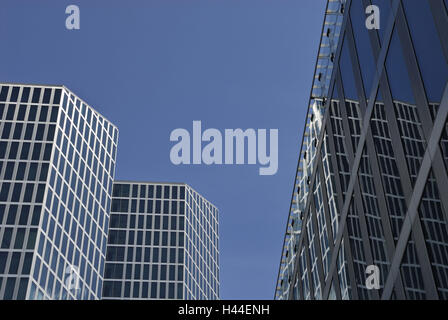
[0,83,118,299]
[277,0,448,300]
[103,182,219,300]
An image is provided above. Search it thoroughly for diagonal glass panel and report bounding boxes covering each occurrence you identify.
[402,0,448,104]
[339,34,358,101]
[386,28,426,186]
[349,0,379,100]
[370,88,425,298]
[339,34,363,153]
[385,28,416,104]
[370,0,392,44]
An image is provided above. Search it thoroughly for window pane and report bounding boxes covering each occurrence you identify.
[21,88,30,103]
[9,252,21,273]
[32,88,41,103]
[0,86,9,101]
[4,278,16,299]
[386,29,415,104]
[350,0,377,98]
[1,228,13,248]
[17,278,28,299]
[402,0,448,102]
[0,252,7,273]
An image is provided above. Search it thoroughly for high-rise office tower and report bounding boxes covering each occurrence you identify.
[0,83,118,299]
[276,0,448,300]
[102,182,219,300]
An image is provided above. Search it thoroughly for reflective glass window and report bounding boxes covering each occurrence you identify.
[350,0,377,98]
[402,0,448,102]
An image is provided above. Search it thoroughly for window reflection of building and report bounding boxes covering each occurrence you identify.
[277,0,448,300]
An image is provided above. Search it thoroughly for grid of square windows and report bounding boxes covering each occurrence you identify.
[0,84,62,300]
[0,84,118,300]
[184,186,219,300]
[103,182,219,300]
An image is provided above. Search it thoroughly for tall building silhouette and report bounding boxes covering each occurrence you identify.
[276,0,448,300]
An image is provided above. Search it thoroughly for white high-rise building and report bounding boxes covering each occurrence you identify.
[103,181,219,300]
[0,83,118,299]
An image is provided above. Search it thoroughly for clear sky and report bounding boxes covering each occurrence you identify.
[0,0,326,299]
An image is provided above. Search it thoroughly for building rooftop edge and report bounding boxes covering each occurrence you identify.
[113,180,219,211]
[114,180,187,186]
[0,82,119,132]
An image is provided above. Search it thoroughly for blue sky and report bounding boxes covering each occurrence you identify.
[0,0,326,299]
